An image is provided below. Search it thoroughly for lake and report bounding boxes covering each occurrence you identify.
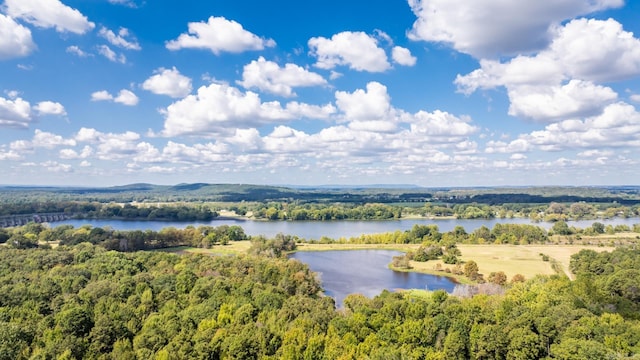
[54,217,640,239]
[289,250,456,306]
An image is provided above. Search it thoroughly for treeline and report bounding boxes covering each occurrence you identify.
[570,248,640,318]
[251,203,403,220]
[0,201,217,222]
[78,203,217,222]
[246,201,640,221]
[1,243,640,358]
[311,223,552,246]
[0,223,247,251]
[1,198,639,224]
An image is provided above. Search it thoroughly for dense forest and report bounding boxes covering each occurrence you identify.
[1,198,639,225]
[1,183,639,205]
[1,241,640,359]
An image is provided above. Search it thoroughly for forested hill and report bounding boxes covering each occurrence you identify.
[0,183,639,205]
[1,243,640,358]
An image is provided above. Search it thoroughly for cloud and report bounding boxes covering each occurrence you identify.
[237,57,327,97]
[90,90,113,102]
[0,149,21,160]
[517,102,640,151]
[10,129,76,151]
[32,129,76,148]
[98,27,141,50]
[309,31,391,72]
[457,18,640,91]
[0,14,36,60]
[408,110,478,139]
[91,89,139,106]
[507,80,618,121]
[407,0,623,58]
[34,101,66,116]
[551,18,640,82]
[166,16,275,54]
[74,127,144,160]
[631,94,640,103]
[0,96,31,128]
[4,0,95,34]
[114,90,139,106]
[391,46,417,66]
[142,67,193,98]
[97,45,126,63]
[41,161,73,173]
[160,82,335,137]
[335,82,393,124]
[66,45,91,57]
[455,18,640,122]
[59,145,93,159]
[108,0,138,8]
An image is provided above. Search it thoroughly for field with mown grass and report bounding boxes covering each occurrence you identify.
[161,241,617,282]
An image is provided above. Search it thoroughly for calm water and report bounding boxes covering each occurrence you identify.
[290,250,456,306]
[55,217,640,239]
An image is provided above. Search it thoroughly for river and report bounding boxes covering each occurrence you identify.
[54,217,640,239]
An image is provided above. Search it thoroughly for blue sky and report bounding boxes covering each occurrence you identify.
[1,0,640,187]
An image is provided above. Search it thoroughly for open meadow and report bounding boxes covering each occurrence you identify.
[182,241,618,282]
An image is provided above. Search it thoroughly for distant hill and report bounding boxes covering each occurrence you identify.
[0,183,638,205]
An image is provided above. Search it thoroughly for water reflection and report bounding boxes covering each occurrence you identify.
[290,250,456,307]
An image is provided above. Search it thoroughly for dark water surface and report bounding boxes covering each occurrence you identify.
[290,250,457,307]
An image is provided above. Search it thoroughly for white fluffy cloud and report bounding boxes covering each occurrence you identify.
[4,0,95,34]
[166,16,275,54]
[551,18,640,82]
[74,127,145,160]
[10,129,76,151]
[391,46,416,66]
[91,89,139,106]
[114,90,139,106]
[407,0,623,58]
[142,67,192,98]
[237,57,327,97]
[408,110,478,139]
[34,101,66,116]
[456,18,640,122]
[335,81,393,123]
[160,82,335,136]
[98,27,140,50]
[507,80,618,121]
[32,129,75,148]
[98,45,126,63]
[90,90,112,102]
[309,31,391,72]
[501,102,640,152]
[0,14,36,60]
[59,145,93,159]
[458,18,640,92]
[537,102,640,148]
[0,95,31,128]
[66,45,91,58]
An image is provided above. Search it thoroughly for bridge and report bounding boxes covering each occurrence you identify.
[0,213,70,228]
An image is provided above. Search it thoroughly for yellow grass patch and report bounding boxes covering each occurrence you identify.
[159,241,252,255]
[296,243,615,282]
[421,244,614,281]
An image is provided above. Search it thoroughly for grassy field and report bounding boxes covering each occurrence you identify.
[294,242,615,281]
[435,244,612,281]
[157,241,251,255]
[158,241,615,282]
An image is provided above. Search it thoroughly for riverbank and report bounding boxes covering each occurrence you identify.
[293,242,617,282]
[160,240,617,282]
